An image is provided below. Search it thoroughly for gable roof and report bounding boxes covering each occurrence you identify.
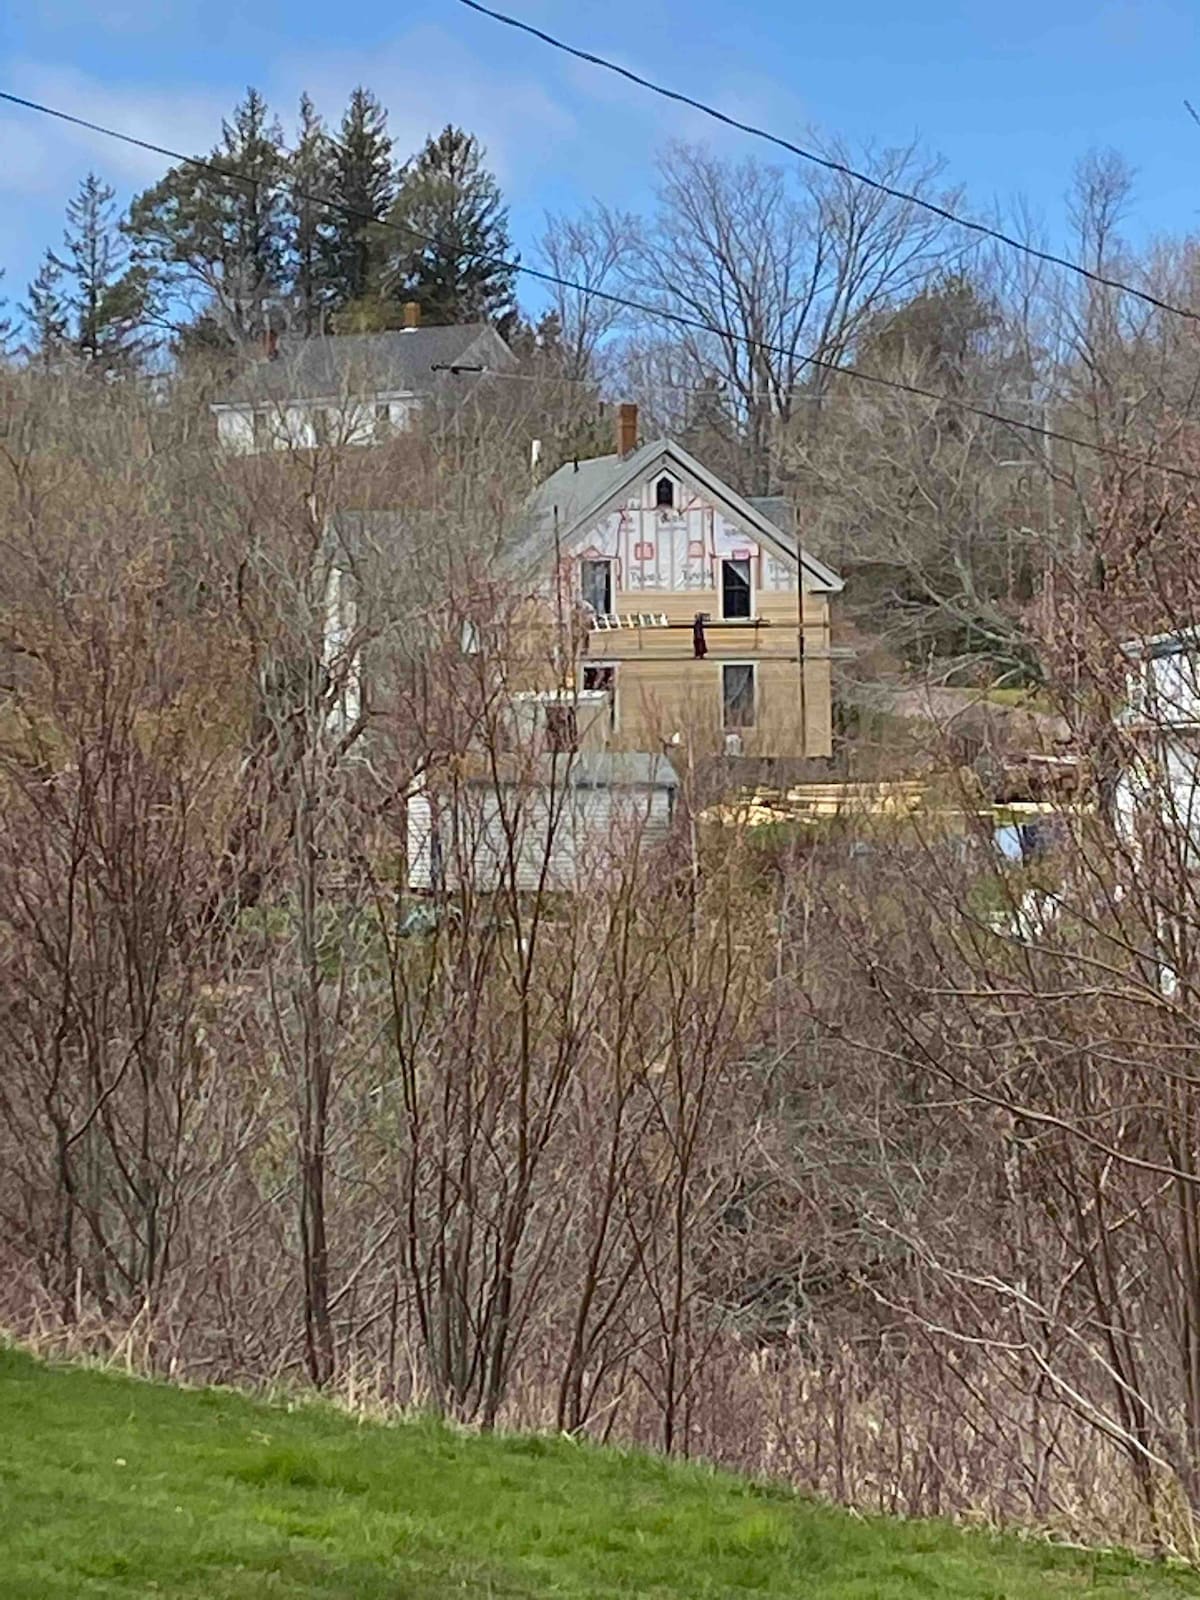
[462,751,679,789]
[214,325,514,407]
[510,438,843,594]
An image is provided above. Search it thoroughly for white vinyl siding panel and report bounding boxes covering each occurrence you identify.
[407,779,673,892]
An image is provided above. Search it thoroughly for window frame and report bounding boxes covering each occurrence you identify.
[311,407,336,448]
[721,661,756,731]
[582,662,618,731]
[544,701,579,753]
[719,555,754,621]
[580,557,615,616]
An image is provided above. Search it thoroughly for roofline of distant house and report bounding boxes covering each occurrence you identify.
[211,387,420,412]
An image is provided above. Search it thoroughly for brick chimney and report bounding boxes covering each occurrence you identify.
[616,402,638,458]
[402,300,421,330]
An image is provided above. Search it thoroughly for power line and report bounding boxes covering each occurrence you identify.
[2,85,1198,483]
[454,0,1200,332]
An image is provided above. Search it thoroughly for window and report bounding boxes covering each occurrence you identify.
[720,557,752,620]
[373,402,392,442]
[252,409,270,451]
[545,703,578,753]
[460,619,482,655]
[655,476,674,508]
[580,558,614,615]
[312,408,334,447]
[583,663,617,729]
[722,663,755,730]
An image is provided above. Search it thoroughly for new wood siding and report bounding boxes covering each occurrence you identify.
[586,590,833,757]
[518,460,838,759]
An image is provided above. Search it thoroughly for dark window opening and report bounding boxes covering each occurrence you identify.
[545,703,578,752]
[374,402,392,441]
[581,558,613,615]
[722,663,755,729]
[721,557,752,620]
[656,476,674,508]
[583,663,617,728]
[252,409,270,450]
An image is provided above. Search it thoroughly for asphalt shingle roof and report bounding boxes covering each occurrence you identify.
[216,325,512,405]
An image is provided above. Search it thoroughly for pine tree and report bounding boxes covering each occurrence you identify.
[22,255,69,368]
[128,87,288,347]
[288,94,336,335]
[322,87,394,311]
[48,172,152,370]
[0,269,12,359]
[384,125,517,327]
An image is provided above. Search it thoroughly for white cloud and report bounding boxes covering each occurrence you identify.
[0,13,809,317]
[264,23,577,197]
[0,62,228,202]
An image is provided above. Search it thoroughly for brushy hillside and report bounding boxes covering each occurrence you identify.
[2,1347,1199,1599]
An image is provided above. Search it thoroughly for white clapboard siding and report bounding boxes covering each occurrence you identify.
[407,756,677,893]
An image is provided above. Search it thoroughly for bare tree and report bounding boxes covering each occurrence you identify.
[621,140,964,493]
[536,204,636,383]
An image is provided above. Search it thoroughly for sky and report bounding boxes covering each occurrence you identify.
[2,0,1200,329]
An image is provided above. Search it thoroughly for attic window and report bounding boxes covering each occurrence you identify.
[655,476,674,509]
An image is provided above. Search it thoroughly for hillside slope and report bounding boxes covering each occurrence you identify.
[2,1346,1198,1599]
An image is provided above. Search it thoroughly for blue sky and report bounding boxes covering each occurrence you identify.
[2,0,1199,325]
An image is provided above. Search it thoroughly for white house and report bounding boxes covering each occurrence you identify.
[1114,626,1200,868]
[211,312,514,453]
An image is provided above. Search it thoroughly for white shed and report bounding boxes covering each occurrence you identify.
[406,753,679,893]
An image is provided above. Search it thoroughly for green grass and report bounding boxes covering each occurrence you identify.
[3,1346,1199,1599]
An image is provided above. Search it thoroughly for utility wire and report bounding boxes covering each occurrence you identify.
[2,85,1199,483]
[454,0,1200,331]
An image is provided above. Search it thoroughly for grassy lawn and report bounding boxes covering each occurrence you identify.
[3,1345,1199,1598]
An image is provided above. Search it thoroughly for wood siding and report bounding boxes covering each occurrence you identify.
[584,590,833,758]
[550,469,834,759]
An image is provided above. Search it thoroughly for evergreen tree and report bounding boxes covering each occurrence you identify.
[128,88,288,347]
[22,255,69,368]
[288,93,336,335]
[49,172,152,370]
[680,374,741,479]
[322,87,394,311]
[855,274,997,391]
[0,269,12,358]
[384,125,517,327]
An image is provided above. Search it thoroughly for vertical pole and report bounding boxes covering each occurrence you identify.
[553,506,567,690]
[796,560,808,761]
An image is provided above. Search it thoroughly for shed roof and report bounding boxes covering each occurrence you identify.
[461,752,678,789]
